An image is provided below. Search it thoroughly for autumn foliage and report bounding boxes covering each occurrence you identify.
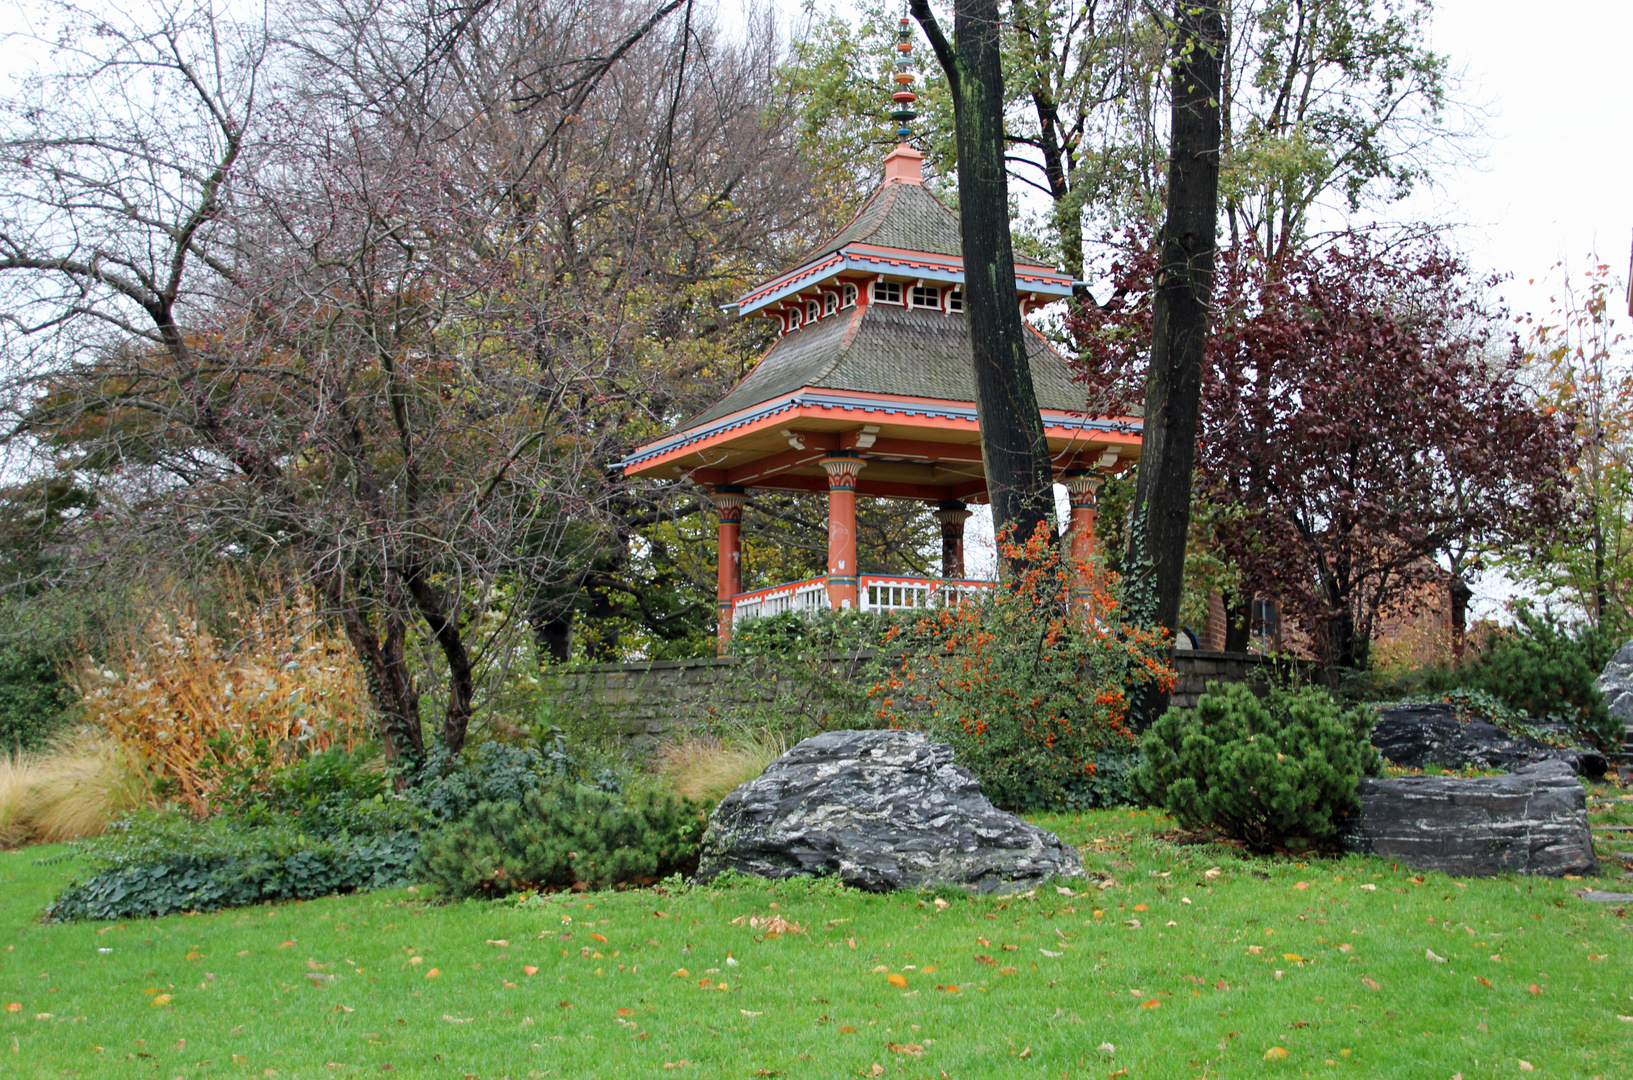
[70,585,371,815]
[868,524,1174,810]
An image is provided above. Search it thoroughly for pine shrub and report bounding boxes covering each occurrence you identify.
[415,785,707,897]
[1459,605,1621,750]
[1132,683,1382,851]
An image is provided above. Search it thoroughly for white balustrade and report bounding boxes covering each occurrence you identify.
[732,575,993,626]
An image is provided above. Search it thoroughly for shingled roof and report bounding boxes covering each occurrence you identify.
[686,304,1086,428]
[798,181,963,262]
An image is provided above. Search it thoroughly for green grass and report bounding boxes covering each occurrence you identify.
[3,806,1630,1079]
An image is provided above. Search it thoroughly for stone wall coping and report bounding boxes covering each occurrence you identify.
[562,648,1292,676]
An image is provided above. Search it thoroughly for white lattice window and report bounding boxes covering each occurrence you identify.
[947,289,964,312]
[786,307,801,330]
[806,299,820,324]
[824,292,838,315]
[911,284,941,308]
[842,283,859,308]
[872,280,903,305]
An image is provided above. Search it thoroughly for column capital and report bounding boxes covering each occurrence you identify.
[711,484,747,522]
[1062,470,1104,505]
[933,499,971,534]
[820,454,867,491]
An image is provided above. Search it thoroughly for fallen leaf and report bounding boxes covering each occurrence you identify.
[999,966,1018,975]
[1132,904,1149,912]
[1215,980,1229,990]
[1040,949,1063,957]
[1361,977,1381,990]
[185,952,201,960]
[485,939,509,947]
[1294,882,1310,890]
[278,941,295,949]
[1263,1046,1289,1060]
[869,1065,884,1077]
[441,1015,472,1024]
[1425,949,1446,963]
[941,985,959,993]
[1203,868,1221,879]
[150,994,172,1008]
[1282,953,1304,963]
[1617,1015,1633,1022]
[1018,1047,1032,1058]
[1518,1061,1534,1072]
[975,955,996,966]
[1098,1042,1116,1053]
[1138,999,1160,1010]
[1475,977,1493,988]
[739,1009,762,1017]
[1359,884,1378,891]
[1056,886,1074,896]
[1247,946,1264,955]
[839,1026,856,1033]
[671,968,689,978]
[933,898,949,910]
[871,965,890,974]
[1528,984,1542,995]
[887,974,909,989]
[1338,943,1353,952]
[888,1043,924,1057]
[661,1061,689,1070]
[4,1004,18,1013]
[425,969,440,979]
[590,934,608,944]
[523,966,538,977]
[921,965,937,974]
[977,938,990,947]
[616,1007,635,1017]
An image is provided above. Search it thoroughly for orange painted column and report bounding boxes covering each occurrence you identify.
[1063,471,1103,606]
[713,485,747,650]
[821,454,866,611]
[935,500,971,579]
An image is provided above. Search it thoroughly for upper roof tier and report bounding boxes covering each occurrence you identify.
[733,145,1074,319]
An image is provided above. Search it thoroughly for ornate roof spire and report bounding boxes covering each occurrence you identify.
[890,15,918,141]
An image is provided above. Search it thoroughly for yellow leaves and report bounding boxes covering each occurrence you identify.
[615,1007,635,1017]
[1247,946,1265,955]
[1137,999,1160,1009]
[870,965,890,974]
[185,951,202,960]
[938,984,959,993]
[1527,983,1543,995]
[1263,1046,1289,1061]
[4,1004,19,1013]
[888,1042,924,1057]
[408,957,423,966]
[424,968,440,979]
[1132,904,1149,912]
[920,965,937,974]
[671,969,689,978]
[278,941,295,949]
[485,939,509,947]
[1293,881,1309,891]
[998,966,1018,976]
[886,974,908,989]
[589,933,608,944]
[522,966,538,977]
[150,994,173,1008]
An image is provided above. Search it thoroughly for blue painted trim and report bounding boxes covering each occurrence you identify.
[738,252,1072,317]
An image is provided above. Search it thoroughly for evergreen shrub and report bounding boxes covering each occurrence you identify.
[1459,605,1621,750]
[0,645,74,749]
[415,785,707,897]
[870,525,1174,811]
[1132,683,1382,851]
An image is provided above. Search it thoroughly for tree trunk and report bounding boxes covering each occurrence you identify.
[1449,574,1473,665]
[1124,0,1224,706]
[404,569,476,755]
[912,0,1058,556]
[325,574,423,776]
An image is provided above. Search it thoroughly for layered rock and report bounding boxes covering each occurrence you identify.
[1371,704,1607,778]
[1342,760,1600,877]
[696,729,1085,893]
[1595,640,1633,725]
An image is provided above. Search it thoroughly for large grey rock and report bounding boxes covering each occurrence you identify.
[1594,640,1633,724]
[1342,760,1600,877]
[696,729,1085,893]
[1370,704,1607,778]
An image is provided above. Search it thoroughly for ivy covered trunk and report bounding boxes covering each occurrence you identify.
[1125,0,1224,719]
[911,0,1057,555]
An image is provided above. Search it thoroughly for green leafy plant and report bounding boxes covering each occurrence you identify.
[0,645,75,750]
[1132,683,1383,852]
[415,785,707,897]
[1459,604,1621,750]
[44,810,417,921]
[870,524,1174,811]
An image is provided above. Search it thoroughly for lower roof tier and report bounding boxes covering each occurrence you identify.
[620,387,1141,503]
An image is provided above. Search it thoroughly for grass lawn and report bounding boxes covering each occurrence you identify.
[3,805,1630,1080]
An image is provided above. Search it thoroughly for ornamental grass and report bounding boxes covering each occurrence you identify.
[69,582,371,815]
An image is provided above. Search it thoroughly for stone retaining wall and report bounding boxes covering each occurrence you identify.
[548,649,1298,746]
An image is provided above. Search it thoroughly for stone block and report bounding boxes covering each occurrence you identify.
[1341,760,1599,878]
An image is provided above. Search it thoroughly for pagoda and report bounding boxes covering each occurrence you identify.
[618,19,1142,646]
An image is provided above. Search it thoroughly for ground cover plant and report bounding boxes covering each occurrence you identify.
[3,802,1629,1079]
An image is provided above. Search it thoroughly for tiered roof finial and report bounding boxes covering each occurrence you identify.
[890,16,918,142]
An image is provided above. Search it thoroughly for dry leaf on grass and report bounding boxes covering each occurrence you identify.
[1263,1046,1289,1060]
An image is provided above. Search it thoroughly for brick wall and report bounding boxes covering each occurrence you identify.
[548,649,1302,744]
